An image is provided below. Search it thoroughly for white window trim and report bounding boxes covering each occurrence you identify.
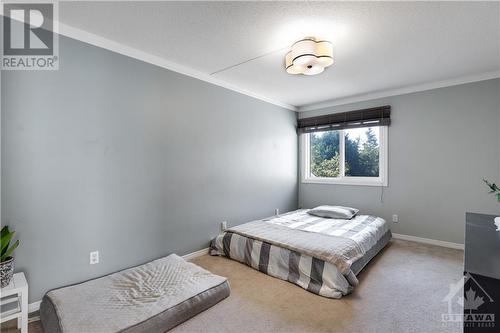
[300,126,388,187]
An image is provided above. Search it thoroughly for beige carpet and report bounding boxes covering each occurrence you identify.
[9,239,463,333]
[174,239,464,333]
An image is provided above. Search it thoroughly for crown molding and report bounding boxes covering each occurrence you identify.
[54,22,297,111]
[4,11,497,114]
[0,10,296,110]
[298,71,500,112]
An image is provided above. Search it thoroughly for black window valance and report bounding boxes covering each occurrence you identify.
[298,105,391,133]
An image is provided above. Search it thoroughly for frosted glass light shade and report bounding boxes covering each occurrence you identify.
[285,37,333,75]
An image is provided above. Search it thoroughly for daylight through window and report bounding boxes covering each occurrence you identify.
[302,126,387,186]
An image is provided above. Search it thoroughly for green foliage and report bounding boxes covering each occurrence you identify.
[310,131,340,177]
[1,226,19,262]
[483,179,500,203]
[311,127,379,178]
[358,128,379,177]
[344,133,361,176]
[311,152,341,177]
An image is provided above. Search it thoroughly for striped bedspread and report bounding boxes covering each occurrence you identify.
[210,209,390,298]
[263,210,389,253]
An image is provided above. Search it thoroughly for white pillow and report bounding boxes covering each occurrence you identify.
[307,205,359,219]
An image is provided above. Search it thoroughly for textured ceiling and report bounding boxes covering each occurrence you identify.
[59,1,500,109]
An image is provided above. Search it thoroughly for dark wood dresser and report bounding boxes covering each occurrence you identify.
[464,212,500,332]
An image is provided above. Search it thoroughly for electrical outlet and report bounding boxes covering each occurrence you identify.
[392,214,399,223]
[275,208,280,216]
[221,221,227,231]
[90,251,99,265]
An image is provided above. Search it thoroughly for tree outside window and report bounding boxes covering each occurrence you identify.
[310,127,380,178]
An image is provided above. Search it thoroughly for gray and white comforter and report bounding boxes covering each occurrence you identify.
[210,209,391,298]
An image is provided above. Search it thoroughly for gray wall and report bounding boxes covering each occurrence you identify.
[1,36,298,302]
[299,79,500,244]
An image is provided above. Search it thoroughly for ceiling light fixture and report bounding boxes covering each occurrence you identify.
[285,37,333,75]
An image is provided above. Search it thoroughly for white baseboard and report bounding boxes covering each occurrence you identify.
[28,238,463,315]
[392,233,464,250]
[182,247,209,261]
[27,247,210,315]
[28,300,41,314]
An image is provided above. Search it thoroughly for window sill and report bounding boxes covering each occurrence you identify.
[302,178,387,187]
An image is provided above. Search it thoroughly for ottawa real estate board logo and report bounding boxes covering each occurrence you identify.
[442,273,495,329]
[2,1,59,70]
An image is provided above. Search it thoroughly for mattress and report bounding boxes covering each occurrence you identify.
[210,209,391,298]
[40,254,230,333]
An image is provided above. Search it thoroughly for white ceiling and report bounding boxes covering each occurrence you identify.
[58,1,500,111]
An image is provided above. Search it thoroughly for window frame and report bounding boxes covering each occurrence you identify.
[300,126,388,186]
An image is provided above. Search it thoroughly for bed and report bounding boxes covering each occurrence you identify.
[210,209,391,298]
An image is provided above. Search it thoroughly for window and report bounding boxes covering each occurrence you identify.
[301,126,388,186]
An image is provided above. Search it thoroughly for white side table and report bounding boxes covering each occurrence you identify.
[0,272,28,333]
